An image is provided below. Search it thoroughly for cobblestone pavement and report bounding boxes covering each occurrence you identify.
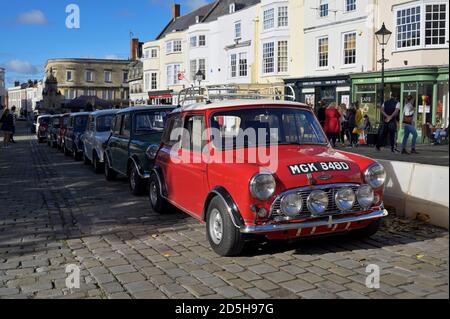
[0,123,448,299]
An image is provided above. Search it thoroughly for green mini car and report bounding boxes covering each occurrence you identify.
[104,105,175,195]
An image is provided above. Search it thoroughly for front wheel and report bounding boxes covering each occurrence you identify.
[104,157,117,181]
[206,197,245,257]
[129,165,146,196]
[93,153,103,174]
[149,173,167,214]
[83,152,91,165]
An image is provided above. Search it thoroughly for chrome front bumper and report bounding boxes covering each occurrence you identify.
[240,209,388,234]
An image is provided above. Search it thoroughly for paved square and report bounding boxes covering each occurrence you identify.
[0,124,448,299]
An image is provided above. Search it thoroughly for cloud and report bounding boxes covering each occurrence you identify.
[16,10,48,25]
[4,60,40,74]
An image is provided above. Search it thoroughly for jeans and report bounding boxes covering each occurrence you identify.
[402,124,418,150]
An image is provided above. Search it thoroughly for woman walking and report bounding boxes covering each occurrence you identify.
[324,102,341,148]
[0,106,14,148]
[347,104,358,147]
[339,104,348,146]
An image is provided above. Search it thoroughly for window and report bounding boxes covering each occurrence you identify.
[96,115,115,132]
[343,32,356,65]
[121,114,131,138]
[151,73,157,90]
[425,4,447,45]
[102,90,113,100]
[190,36,198,48]
[235,22,242,39]
[113,115,122,135]
[66,70,73,82]
[263,8,275,30]
[85,70,94,82]
[396,6,421,48]
[123,72,128,82]
[151,48,158,58]
[230,54,237,78]
[239,53,248,77]
[198,59,206,80]
[104,71,112,83]
[320,0,329,17]
[229,3,236,14]
[166,64,181,85]
[145,73,151,91]
[85,89,96,97]
[199,35,206,46]
[64,89,76,100]
[277,41,288,73]
[134,111,168,134]
[182,115,206,152]
[278,6,288,27]
[263,42,275,74]
[166,40,182,54]
[144,49,150,59]
[162,115,183,146]
[318,37,329,67]
[345,0,356,12]
[190,60,197,81]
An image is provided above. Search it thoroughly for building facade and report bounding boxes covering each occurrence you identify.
[286,0,375,109]
[351,0,449,138]
[44,58,130,110]
[0,68,5,106]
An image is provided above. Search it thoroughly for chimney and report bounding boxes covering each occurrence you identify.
[14,81,20,87]
[130,38,139,61]
[173,4,181,20]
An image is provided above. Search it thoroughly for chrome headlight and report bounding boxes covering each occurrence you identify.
[364,163,386,189]
[281,193,303,217]
[335,188,356,211]
[357,185,375,209]
[249,173,276,200]
[307,190,329,215]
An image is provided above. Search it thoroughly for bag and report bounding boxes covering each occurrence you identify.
[352,127,359,134]
[403,115,413,125]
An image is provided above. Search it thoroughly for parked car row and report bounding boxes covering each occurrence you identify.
[40,99,388,256]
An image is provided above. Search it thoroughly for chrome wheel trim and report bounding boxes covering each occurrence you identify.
[209,208,223,245]
[149,181,158,207]
[130,169,137,190]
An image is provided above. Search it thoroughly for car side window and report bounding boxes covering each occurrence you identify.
[162,115,183,147]
[122,114,131,138]
[113,115,122,135]
[88,116,94,132]
[182,115,206,152]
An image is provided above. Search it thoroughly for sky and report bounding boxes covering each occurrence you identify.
[0,0,214,87]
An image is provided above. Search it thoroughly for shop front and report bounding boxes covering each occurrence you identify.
[284,75,352,112]
[148,90,175,106]
[351,66,449,143]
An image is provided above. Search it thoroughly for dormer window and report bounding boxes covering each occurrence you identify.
[230,3,236,14]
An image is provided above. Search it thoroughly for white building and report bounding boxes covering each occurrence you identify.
[7,84,26,115]
[286,0,375,108]
[0,68,5,106]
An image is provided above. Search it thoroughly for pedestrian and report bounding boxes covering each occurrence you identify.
[376,93,401,153]
[347,104,358,147]
[10,106,17,144]
[0,106,14,148]
[324,102,341,148]
[339,103,348,146]
[317,100,326,128]
[401,95,419,154]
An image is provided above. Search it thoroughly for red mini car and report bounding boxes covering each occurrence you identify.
[149,97,388,256]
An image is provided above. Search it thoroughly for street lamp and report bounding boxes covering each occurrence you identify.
[375,23,392,108]
[195,70,205,97]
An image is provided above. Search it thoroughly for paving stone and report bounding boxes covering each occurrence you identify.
[252,279,279,292]
[160,283,187,296]
[263,271,296,283]
[133,290,168,299]
[248,264,278,275]
[109,292,131,299]
[244,288,271,299]
[214,286,244,298]
[109,265,137,275]
[184,284,215,297]
[279,279,315,293]
[99,282,124,294]
[227,278,254,290]
[298,288,339,299]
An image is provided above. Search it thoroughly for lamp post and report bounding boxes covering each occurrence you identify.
[375,23,392,109]
[195,70,205,97]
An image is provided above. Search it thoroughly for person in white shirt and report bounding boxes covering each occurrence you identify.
[401,95,418,154]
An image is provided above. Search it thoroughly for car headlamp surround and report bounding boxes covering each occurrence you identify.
[307,190,329,215]
[364,163,386,189]
[357,185,375,209]
[335,187,356,211]
[280,193,303,216]
[249,173,276,201]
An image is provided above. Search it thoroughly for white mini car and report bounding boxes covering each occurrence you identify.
[82,109,118,173]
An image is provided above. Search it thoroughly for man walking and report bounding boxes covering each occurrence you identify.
[401,95,419,154]
[10,106,17,143]
[376,93,400,153]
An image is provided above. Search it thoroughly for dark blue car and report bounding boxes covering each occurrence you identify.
[63,112,90,160]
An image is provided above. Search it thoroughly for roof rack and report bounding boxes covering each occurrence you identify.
[177,84,296,108]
